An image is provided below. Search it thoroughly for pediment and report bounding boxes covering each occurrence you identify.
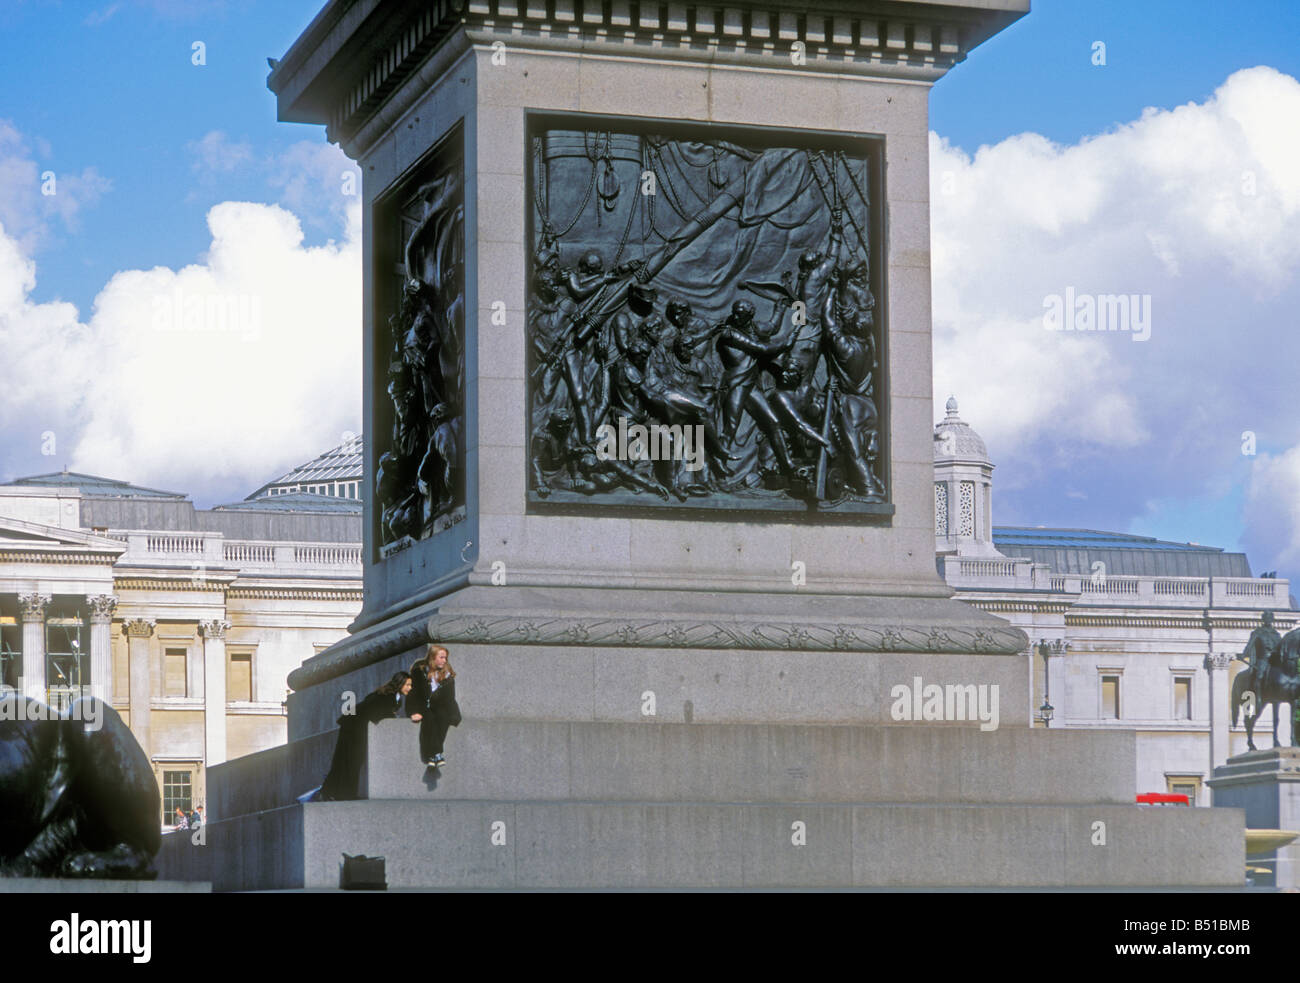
[0,516,124,551]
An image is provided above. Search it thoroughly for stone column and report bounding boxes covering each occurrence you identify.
[1205,652,1232,773]
[87,595,117,703]
[200,619,231,768]
[18,593,50,701]
[123,618,156,755]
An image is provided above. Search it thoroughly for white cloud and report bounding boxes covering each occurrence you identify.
[0,120,111,254]
[0,198,362,500]
[186,132,361,238]
[83,4,122,26]
[931,66,1300,565]
[266,140,363,237]
[187,131,254,175]
[1244,447,1300,573]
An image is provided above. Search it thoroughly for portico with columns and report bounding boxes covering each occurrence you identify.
[0,477,363,826]
[0,512,123,704]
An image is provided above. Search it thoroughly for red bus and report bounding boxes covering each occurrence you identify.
[1136,792,1190,806]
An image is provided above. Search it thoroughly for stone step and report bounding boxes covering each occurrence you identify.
[158,800,1245,890]
[209,718,1142,820]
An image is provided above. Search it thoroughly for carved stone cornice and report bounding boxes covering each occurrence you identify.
[1066,613,1298,631]
[123,618,156,638]
[199,619,232,640]
[225,587,363,601]
[87,595,118,623]
[113,577,229,593]
[18,593,51,622]
[287,609,1028,689]
[1204,653,1233,671]
[0,550,119,565]
[269,0,1027,152]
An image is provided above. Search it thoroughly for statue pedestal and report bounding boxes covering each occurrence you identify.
[270,0,1037,733]
[159,0,1245,889]
[1210,748,1300,888]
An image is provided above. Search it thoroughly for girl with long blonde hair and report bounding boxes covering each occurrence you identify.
[407,644,462,767]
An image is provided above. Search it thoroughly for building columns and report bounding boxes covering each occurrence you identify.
[18,593,50,701]
[200,619,231,767]
[124,618,155,754]
[1205,652,1233,772]
[87,595,117,703]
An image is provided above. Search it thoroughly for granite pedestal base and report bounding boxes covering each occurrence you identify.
[1210,748,1300,888]
[164,715,1247,890]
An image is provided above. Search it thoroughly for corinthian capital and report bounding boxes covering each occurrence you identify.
[199,619,232,640]
[1204,652,1233,671]
[18,593,51,621]
[88,595,118,623]
[123,617,156,638]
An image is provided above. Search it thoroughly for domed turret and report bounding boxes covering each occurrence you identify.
[934,397,989,464]
[934,397,1002,558]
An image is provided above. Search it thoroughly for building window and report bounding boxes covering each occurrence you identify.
[934,483,948,536]
[1166,775,1202,805]
[228,651,253,703]
[959,481,975,537]
[46,606,86,709]
[1173,676,1192,720]
[0,620,19,690]
[162,768,193,826]
[163,648,188,698]
[1101,674,1121,719]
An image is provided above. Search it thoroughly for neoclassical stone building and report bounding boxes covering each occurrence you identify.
[0,444,362,824]
[936,398,1296,804]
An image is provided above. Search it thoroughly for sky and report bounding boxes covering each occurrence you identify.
[0,0,1297,581]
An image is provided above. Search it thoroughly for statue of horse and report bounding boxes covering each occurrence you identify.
[1232,626,1300,751]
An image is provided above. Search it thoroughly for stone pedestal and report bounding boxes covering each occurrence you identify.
[1210,748,1300,888]
[159,0,1246,890]
[271,0,1035,731]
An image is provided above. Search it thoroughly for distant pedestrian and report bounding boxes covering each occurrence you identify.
[407,644,461,768]
[173,807,189,831]
[189,805,203,829]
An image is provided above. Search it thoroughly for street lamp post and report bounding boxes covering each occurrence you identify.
[1036,639,1068,728]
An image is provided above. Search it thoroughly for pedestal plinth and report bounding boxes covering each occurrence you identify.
[1210,748,1300,888]
[269,0,1036,731]
[157,0,1241,890]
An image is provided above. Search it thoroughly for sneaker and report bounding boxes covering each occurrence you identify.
[433,754,446,768]
[423,758,437,766]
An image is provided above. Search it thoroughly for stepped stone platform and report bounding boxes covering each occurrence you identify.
[1211,747,1300,888]
[158,718,1246,890]
[0,879,211,893]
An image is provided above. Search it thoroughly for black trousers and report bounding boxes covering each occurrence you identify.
[418,711,452,760]
[320,717,367,800]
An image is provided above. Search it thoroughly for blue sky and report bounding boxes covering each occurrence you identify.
[932,0,1300,151]
[0,1,328,314]
[0,0,1298,582]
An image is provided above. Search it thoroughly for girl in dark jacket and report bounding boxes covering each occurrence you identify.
[317,671,412,801]
[407,645,461,767]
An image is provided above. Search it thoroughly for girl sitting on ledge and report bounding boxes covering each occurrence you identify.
[312,671,412,802]
[407,645,461,768]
